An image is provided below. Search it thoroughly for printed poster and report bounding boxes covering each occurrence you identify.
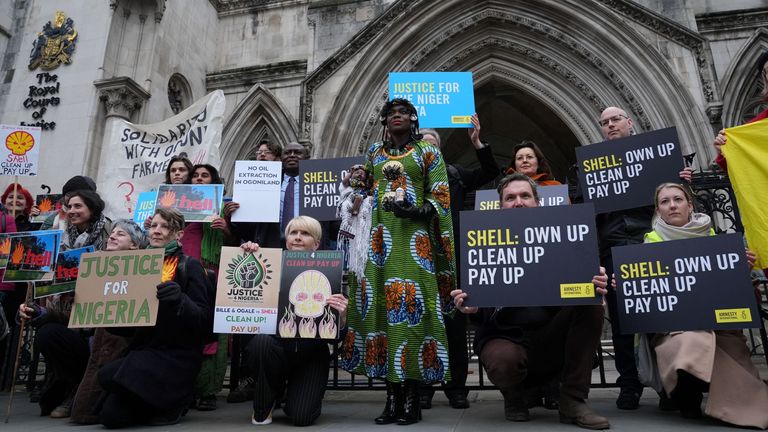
[276,250,343,340]
[474,185,570,210]
[2,230,61,282]
[34,246,94,298]
[230,160,282,223]
[155,184,223,222]
[132,191,157,226]
[299,157,364,221]
[214,246,283,334]
[32,193,62,223]
[68,250,164,328]
[1,124,42,176]
[389,72,475,128]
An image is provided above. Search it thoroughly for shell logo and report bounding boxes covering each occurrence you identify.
[6,130,35,156]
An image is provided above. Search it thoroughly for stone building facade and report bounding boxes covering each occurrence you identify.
[0,0,766,192]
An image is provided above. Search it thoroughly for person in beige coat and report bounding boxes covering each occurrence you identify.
[643,183,768,429]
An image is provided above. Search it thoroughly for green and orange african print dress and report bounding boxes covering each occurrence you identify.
[341,139,456,383]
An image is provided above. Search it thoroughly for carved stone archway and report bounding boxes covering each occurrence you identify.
[219,83,298,190]
[720,28,768,127]
[305,0,716,168]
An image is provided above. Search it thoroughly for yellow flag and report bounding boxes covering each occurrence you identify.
[723,118,768,269]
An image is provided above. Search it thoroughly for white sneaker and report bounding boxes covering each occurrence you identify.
[251,410,273,425]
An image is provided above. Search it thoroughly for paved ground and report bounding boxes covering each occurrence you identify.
[2,379,765,431]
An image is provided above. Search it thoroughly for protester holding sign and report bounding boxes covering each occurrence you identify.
[505,140,561,186]
[343,98,456,426]
[96,208,213,428]
[418,115,500,410]
[575,106,692,411]
[632,183,768,428]
[68,220,148,424]
[2,182,40,232]
[188,163,232,412]
[240,215,348,426]
[451,173,609,429]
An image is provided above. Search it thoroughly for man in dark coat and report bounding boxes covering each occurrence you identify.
[97,208,213,428]
[419,115,500,409]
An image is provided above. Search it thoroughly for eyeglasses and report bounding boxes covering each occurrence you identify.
[256,150,273,156]
[599,115,628,127]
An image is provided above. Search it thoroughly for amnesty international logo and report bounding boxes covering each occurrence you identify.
[28,11,78,71]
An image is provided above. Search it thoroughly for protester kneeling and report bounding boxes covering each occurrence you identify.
[244,216,348,426]
[450,174,610,430]
[96,208,213,428]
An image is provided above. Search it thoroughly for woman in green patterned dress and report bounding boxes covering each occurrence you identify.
[341,98,456,425]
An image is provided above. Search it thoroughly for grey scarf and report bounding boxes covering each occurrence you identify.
[651,212,711,241]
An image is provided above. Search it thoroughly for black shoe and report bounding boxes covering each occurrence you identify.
[397,380,422,425]
[197,394,217,411]
[375,382,402,425]
[616,387,641,410]
[676,391,703,419]
[503,389,530,422]
[448,394,469,409]
[658,392,678,411]
[419,393,432,410]
[227,377,254,403]
[149,407,185,426]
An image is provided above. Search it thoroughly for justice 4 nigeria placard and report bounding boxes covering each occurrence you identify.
[576,127,683,213]
[214,246,283,334]
[68,250,164,328]
[459,204,601,307]
[299,156,364,221]
[389,72,475,128]
[474,185,570,210]
[612,233,759,334]
[276,250,343,340]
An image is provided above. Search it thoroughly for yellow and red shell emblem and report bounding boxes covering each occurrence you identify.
[5,130,35,156]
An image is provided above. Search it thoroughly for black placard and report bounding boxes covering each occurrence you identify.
[576,127,683,213]
[459,203,601,307]
[276,250,343,340]
[474,185,570,211]
[299,157,365,221]
[612,234,759,334]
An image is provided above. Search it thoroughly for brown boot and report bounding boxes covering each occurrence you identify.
[558,395,609,430]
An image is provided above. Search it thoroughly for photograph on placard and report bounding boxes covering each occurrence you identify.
[154,184,223,222]
[34,246,94,298]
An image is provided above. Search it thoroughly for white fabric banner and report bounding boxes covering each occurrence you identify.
[98,91,225,220]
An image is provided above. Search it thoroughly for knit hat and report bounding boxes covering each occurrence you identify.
[62,176,97,195]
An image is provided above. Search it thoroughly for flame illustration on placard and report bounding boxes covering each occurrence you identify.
[38,197,53,212]
[318,306,338,339]
[10,243,25,265]
[278,307,297,338]
[159,190,176,208]
[0,237,10,255]
[162,256,179,282]
[298,316,317,338]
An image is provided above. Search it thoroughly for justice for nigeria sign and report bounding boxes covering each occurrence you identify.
[389,72,475,128]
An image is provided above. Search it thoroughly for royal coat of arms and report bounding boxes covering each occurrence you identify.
[28,11,78,71]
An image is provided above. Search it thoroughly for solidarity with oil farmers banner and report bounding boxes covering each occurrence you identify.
[612,233,758,334]
[98,91,224,221]
[214,247,283,334]
[576,127,682,213]
[459,204,600,307]
[276,250,343,340]
[68,249,164,328]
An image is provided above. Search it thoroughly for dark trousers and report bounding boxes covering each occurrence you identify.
[480,305,604,400]
[35,323,89,413]
[247,335,329,426]
[97,358,153,429]
[603,254,642,391]
[421,311,468,399]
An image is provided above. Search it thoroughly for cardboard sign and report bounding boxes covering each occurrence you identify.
[132,191,157,226]
[1,124,42,176]
[389,72,475,128]
[32,194,62,223]
[299,157,365,221]
[2,230,61,282]
[155,184,223,222]
[474,185,570,211]
[231,160,282,223]
[576,127,683,213]
[34,246,95,298]
[68,249,164,328]
[276,250,343,339]
[460,204,601,307]
[612,234,759,333]
[214,246,283,334]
